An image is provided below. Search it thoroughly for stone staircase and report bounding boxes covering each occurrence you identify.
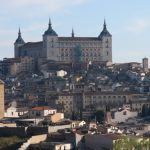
[18,134,47,150]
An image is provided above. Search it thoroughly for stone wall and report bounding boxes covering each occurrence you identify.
[0,125,71,137]
[0,127,27,137]
[27,127,48,136]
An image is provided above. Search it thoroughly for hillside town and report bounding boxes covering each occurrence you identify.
[0,20,150,150]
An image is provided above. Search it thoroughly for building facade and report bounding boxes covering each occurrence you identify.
[111,108,138,123]
[29,106,57,118]
[0,80,4,119]
[14,19,112,63]
[2,57,35,76]
[56,94,74,118]
[82,92,131,111]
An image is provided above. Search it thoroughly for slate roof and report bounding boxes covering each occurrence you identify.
[20,41,43,49]
[58,37,100,41]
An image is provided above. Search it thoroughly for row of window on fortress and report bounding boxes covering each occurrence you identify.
[60,48,106,52]
[60,58,107,61]
[49,44,109,48]
[59,95,127,99]
[50,40,109,46]
[60,53,107,57]
[84,99,125,103]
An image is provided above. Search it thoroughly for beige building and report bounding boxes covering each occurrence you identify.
[50,113,64,123]
[14,19,112,63]
[83,92,150,115]
[56,92,150,119]
[83,92,131,111]
[131,100,150,113]
[19,56,35,73]
[10,61,20,76]
[10,56,35,75]
[3,57,35,76]
[0,80,4,119]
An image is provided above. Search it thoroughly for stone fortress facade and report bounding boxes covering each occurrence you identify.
[14,19,112,63]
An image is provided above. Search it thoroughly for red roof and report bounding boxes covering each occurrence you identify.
[31,106,54,111]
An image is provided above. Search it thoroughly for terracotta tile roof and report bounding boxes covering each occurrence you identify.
[31,106,54,111]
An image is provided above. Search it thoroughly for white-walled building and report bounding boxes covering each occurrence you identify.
[71,121,86,128]
[4,106,28,118]
[29,106,57,118]
[56,70,67,77]
[111,108,138,123]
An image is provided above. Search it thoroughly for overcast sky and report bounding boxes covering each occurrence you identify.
[0,0,150,63]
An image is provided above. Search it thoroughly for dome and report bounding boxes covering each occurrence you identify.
[44,19,58,36]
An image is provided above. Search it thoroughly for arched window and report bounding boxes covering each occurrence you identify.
[107,51,109,56]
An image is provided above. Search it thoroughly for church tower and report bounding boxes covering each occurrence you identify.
[98,20,112,62]
[14,28,25,58]
[43,18,59,61]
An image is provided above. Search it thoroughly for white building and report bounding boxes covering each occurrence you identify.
[29,106,57,118]
[4,106,28,118]
[111,108,138,123]
[71,120,86,128]
[40,142,73,150]
[56,70,67,77]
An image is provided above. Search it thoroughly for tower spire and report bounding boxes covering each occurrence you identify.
[98,19,111,38]
[49,18,51,26]
[103,19,107,30]
[18,27,21,37]
[72,28,74,38]
[48,18,52,30]
[15,27,25,44]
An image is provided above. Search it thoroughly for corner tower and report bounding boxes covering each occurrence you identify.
[98,20,112,62]
[14,28,25,58]
[43,18,59,61]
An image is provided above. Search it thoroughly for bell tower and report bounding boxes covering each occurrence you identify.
[43,18,59,61]
[98,20,112,62]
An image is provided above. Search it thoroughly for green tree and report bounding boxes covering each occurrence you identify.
[113,139,123,150]
[91,110,104,123]
[142,104,149,117]
[73,45,82,62]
